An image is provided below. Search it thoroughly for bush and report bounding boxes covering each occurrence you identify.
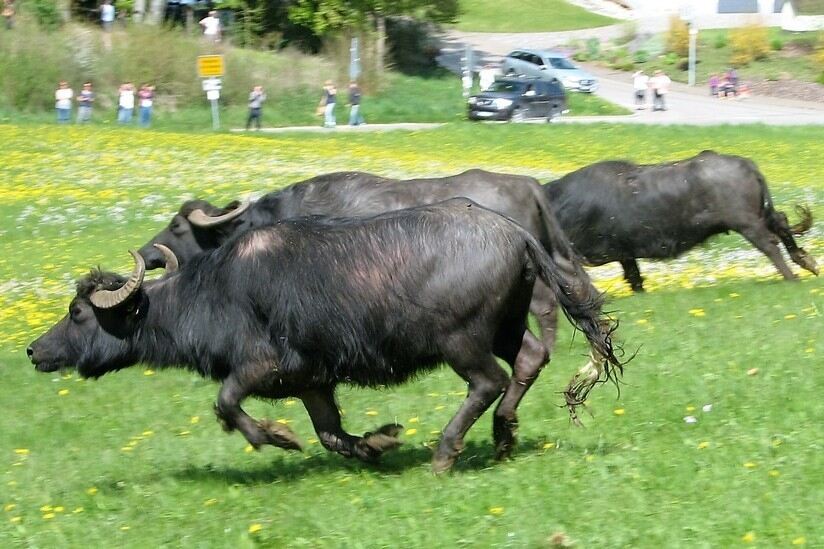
[771,37,784,51]
[26,0,62,31]
[714,33,728,49]
[729,22,770,66]
[666,16,689,57]
[586,37,601,60]
[633,49,649,64]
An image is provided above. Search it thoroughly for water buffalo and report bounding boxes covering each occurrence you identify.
[137,169,592,383]
[545,150,818,292]
[29,199,621,472]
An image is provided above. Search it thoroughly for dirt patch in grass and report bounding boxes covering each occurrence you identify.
[749,79,824,103]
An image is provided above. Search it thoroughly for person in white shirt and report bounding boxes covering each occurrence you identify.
[100,0,115,31]
[632,70,649,110]
[55,81,73,124]
[117,82,135,124]
[650,70,671,112]
[199,10,221,42]
[479,64,498,92]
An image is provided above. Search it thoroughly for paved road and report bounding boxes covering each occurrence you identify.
[438,13,824,126]
[230,123,444,134]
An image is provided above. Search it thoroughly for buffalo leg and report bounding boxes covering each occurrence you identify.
[738,225,796,280]
[530,280,559,353]
[433,352,510,473]
[301,388,402,463]
[214,373,303,451]
[620,259,645,292]
[492,331,549,460]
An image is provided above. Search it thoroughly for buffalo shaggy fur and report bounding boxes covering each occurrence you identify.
[29,199,621,472]
[545,150,818,292]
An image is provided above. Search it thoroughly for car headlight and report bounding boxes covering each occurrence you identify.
[562,77,579,86]
[467,96,478,105]
[493,98,513,109]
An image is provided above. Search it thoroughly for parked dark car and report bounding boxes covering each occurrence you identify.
[467,77,568,122]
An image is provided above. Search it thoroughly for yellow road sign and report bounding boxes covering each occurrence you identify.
[197,55,225,78]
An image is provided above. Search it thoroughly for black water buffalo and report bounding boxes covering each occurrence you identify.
[545,150,818,292]
[29,200,620,472]
[137,169,586,364]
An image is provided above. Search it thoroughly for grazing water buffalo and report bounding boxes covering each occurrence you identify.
[545,150,818,292]
[29,200,621,472]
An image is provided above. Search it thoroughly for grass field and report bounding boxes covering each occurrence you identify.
[454,0,617,33]
[1,123,822,547]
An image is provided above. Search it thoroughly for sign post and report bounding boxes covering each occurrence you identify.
[197,55,225,130]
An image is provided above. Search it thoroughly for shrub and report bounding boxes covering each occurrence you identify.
[729,22,770,66]
[714,33,728,49]
[633,49,650,64]
[666,16,689,57]
[586,37,601,60]
[771,37,784,51]
[26,0,62,30]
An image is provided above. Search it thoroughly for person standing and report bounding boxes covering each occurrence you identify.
[320,80,336,128]
[479,63,497,91]
[246,85,266,130]
[118,82,135,124]
[138,83,155,127]
[708,74,719,97]
[650,69,671,111]
[55,81,73,124]
[632,70,648,110]
[76,82,95,123]
[347,81,364,126]
[199,10,221,42]
[2,0,15,30]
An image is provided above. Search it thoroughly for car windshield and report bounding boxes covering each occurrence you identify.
[547,57,576,70]
[488,81,526,93]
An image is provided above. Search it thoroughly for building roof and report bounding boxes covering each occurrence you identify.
[717,0,759,13]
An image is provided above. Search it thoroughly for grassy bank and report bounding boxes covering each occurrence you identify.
[1,123,821,546]
[454,0,617,32]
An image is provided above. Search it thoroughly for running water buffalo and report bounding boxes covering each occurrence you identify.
[28,200,621,472]
[545,150,818,292]
[137,169,584,358]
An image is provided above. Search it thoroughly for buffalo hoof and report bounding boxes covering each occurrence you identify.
[431,453,457,474]
[257,419,304,452]
[354,424,403,463]
[493,416,518,461]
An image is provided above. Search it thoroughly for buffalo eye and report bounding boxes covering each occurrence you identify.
[170,217,188,235]
[69,303,85,322]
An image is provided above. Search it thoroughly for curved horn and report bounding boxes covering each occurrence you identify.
[187,199,251,228]
[153,243,179,273]
[90,250,146,309]
[790,205,813,236]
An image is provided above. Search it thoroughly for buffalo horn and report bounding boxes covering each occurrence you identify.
[89,250,146,309]
[187,199,251,228]
[153,243,179,273]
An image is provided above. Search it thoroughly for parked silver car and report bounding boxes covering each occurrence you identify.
[501,49,598,93]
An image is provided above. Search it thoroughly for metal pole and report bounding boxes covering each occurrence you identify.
[688,26,698,87]
[210,98,220,130]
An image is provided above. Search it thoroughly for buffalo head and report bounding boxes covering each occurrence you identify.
[27,247,177,378]
[137,199,250,269]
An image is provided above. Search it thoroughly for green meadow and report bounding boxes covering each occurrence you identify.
[0,123,822,547]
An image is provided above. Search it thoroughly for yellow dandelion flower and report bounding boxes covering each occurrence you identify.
[698,441,710,449]
[365,410,378,416]
[73,507,84,514]
[543,442,556,450]
[635,319,648,325]
[488,507,504,516]
[144,369,155,376]
[742,532,756,543]
[58,389,70,396]
[249,523,263,534]
[792,536,806,545]
[177,430,190,437]
[285,399,297,406]
[40,505,53,512]
[688,308,706,317]
[4,504,16,512]
[42,513,55,520]
[10,516,22,524]
[435,405,446,411]
[13,449,29,455]
[585,455,595,463]
[784,314,797,320]
[729,292,740,298]
[85,487,98,496]
[768,469,780,477]
[686,405,696,412]
[54,506,64,513]
[275,419,289,425]
[204,499,218,506]
[405,428,417,436]
[120,526,130,531]
[307,437,319,445]
[613,408,625,416]
[142,430,154,437]
[409,417,420,423]
[244,444,255,453]
[744,462,757,469]
[190,416,200,424]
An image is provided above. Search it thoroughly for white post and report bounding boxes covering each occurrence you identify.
[688,26,698,86]
[210,98,220,130]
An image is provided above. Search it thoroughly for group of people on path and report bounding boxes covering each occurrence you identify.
[246,80,364,130]
[708,68,749,99]
[632,69,672,111]
[55,81,155,126]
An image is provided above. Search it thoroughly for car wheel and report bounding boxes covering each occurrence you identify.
[510,108,526,123]
[506,69,516,76]
[547,105,561,123]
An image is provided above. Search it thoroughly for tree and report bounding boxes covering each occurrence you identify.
[288,0,459,73]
